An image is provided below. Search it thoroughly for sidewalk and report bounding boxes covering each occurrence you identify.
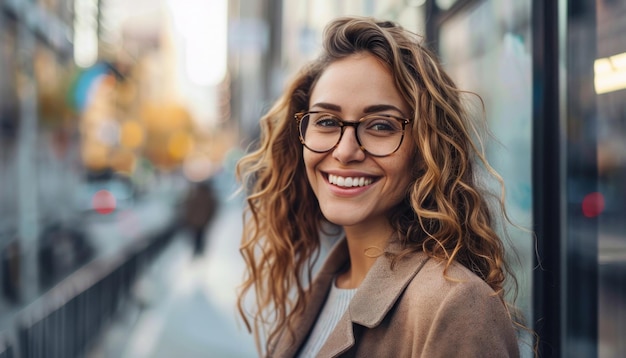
[88,195,257,357]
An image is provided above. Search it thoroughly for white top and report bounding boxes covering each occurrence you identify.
[297,279,357,358]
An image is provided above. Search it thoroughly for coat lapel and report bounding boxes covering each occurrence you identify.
[318,241,430,357]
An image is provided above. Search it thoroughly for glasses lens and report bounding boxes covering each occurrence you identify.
[299,113,342,152]
[357,115,405,156]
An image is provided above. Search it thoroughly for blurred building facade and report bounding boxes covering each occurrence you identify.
[1,0,77,308]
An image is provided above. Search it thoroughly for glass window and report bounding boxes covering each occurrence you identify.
[437,1,534,356]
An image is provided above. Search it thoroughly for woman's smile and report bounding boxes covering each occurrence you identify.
[322,171,380,198]
[327,173,375,188]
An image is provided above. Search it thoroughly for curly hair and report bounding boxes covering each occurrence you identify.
[237,16,518,354]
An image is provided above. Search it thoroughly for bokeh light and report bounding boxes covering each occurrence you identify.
[92,190,116,215]
[120,121,145,149]
[582,191,605,218]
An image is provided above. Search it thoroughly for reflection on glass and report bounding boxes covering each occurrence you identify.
[596,3,626,357]
[438,1,534,356]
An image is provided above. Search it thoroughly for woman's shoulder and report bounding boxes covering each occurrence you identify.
[382,255,520,358]
[392,255,520,357]
[402,255,502,311]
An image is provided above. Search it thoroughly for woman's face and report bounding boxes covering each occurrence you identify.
[303,53,414,233]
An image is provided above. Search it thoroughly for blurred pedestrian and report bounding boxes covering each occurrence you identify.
[182,179,217,256]
[237,17,526,357]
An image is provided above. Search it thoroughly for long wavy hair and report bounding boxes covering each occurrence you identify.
[237,16,519,354]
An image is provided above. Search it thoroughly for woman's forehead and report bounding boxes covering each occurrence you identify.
[309,54,409,115]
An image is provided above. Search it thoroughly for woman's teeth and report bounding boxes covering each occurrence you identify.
[328,174,373,188]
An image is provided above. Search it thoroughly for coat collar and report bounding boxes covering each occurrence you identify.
[350,242,429,327]
[318,239,429,357]
[271,238,430,357]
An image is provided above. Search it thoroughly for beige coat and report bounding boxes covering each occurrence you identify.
[270,239,520,357]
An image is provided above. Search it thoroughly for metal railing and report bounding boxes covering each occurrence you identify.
[0,222,178,358]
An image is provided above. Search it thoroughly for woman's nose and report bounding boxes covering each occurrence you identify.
[332,127,366,163]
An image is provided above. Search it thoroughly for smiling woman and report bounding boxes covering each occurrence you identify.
[237,16,525,358]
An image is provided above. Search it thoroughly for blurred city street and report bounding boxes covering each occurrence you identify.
[88,171,257,358]
[1,1,625,357]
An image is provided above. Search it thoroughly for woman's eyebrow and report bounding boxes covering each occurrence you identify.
[363,104,405,115]
[310,102,342,111]
[311,103,405,115]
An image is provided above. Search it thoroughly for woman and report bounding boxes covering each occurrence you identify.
[237,16,522,357]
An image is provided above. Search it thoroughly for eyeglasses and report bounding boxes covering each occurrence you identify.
[295,111,411,157]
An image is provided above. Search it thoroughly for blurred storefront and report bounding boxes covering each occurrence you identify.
[426,0,626,357]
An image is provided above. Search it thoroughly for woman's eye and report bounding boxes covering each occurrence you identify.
[365,118,400,132]
[370,122,394,131]
[314,117,341,127]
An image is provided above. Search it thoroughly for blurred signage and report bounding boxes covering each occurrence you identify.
[595,52,626,94]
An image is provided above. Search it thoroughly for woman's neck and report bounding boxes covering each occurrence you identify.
[336,221,393,289]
